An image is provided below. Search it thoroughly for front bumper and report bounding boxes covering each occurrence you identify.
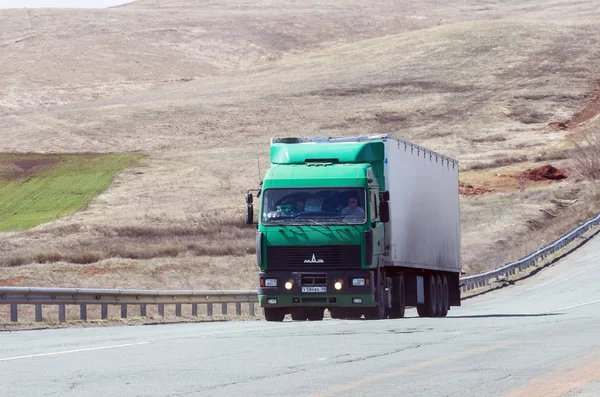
[258,270,375,308]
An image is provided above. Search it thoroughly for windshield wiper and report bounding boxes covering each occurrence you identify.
[303,219,328,228]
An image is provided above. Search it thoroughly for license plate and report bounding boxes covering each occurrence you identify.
[301,286,327,293]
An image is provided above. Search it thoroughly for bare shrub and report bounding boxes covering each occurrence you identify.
[570,128,600,179]
[109,244,182,260]
[465,155,528,171]
[33,251,62,263]
[189,242,255,257]
[64,251,105,264]
[535,149,571,162]
[4,256,29,267]
[468,134,507,143]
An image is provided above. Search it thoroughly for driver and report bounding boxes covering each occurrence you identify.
[341,196,364,217]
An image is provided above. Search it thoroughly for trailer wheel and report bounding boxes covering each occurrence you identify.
[306,308,324,321]
[417,273,437,318]
[435,274,444,317]
[264,308,286,322]
[389,275,406,319]
[440,275,449,317]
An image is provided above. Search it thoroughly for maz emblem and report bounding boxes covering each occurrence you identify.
[304,254,324,264]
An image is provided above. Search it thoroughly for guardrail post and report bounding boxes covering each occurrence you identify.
[236,302,242,316]
[249,302,255,316]
[176,304,182,317]
[222,303,228,315]
[140,304,147,317]
[10,304,17,322]
[192,304,198,317]
[58,304,66,323]
[101,304,108,320]
[207,303,213,316]
[158,304,165,317]
[80,304,87,321]
[121,305,127,319]
[35,304,43,322]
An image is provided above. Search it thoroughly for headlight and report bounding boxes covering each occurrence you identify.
[265,279,277,287]
[285,281,293,290]
[334,281,343,290]
[267,298,278,304]
[352,278,366,287]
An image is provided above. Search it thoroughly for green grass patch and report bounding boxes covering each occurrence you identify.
[0,153,143,232]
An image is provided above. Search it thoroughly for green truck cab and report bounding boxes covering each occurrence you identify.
[246,135,461,321]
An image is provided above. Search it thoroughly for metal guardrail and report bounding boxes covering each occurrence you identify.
[2,212,599,324]
[0,288,258,323]
[459,211,600,292]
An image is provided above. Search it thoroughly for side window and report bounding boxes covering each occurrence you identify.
[370,192,378,221]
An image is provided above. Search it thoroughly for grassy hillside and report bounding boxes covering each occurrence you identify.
[0,153,142,231]
[0,0,599,289]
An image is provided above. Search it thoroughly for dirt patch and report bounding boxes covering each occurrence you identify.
[547,83,600,130]
[568,84,600,126]
[459,182,495,196]
[0,276,28,286]
[547,122,569,130]
[521,164,568,181]
[0,158,60,179]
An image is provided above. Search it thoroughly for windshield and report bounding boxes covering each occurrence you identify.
[261,188,367,225]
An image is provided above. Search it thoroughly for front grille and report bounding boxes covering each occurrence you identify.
[302,297,328,303]
[301,273,327,286]
[266,245,361,270]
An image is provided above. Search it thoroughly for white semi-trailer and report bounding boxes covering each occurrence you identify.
[247,134,461,321]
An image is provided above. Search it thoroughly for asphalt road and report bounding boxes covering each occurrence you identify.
[1,237,599,397]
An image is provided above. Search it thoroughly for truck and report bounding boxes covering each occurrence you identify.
[245,134,461,321]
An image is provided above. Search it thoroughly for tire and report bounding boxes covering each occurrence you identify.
[291,310,307,321]
[306,308,324,321]
[389,275,406,319]
[435,274,443,318]
[417,273,437,318]
[364,274,387,320]
[440,275,449,317]
[342,309,362,320]
[264,308,285,322]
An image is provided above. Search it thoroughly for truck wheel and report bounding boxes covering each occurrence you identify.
[291,310,307,321]
[417,273,437,318]
[306,308,324,321]
[342,309,362,320]
[329,308,342,319]
[440,275,449,317]
[389,275,406,319]
[264,308,285,322]
[365,278,387,320]
[435,274,444,317]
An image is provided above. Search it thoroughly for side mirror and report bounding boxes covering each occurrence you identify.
[246,203,254,225]
[379,201,390,223]
[245,192,253,204]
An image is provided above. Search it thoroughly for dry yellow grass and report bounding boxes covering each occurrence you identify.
[1,0,600,289]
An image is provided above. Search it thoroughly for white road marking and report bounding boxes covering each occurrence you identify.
[0,341,149,362]
[550,299,600,313]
